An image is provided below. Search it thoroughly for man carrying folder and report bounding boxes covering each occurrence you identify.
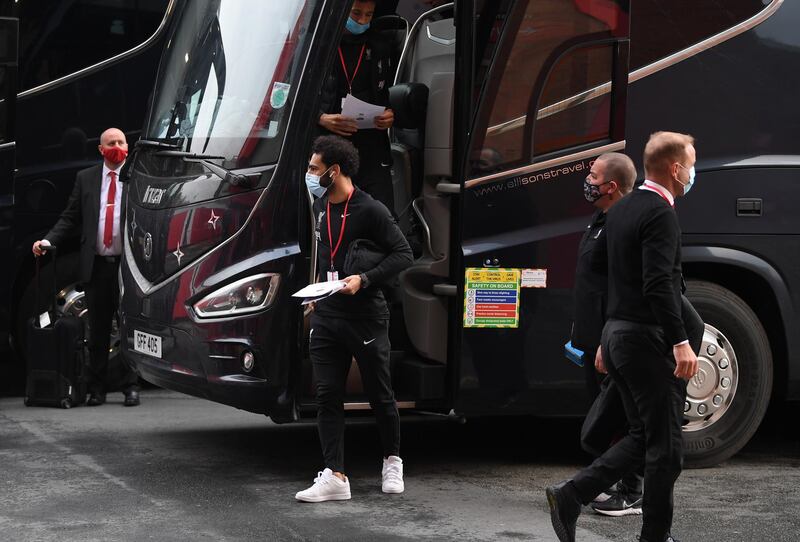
[296,135,412,503]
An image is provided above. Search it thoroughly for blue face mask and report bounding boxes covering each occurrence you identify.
[346,17,370,35]
[679,165,696,195]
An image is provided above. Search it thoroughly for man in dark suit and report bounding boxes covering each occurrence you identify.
[547,132,699,542]
[32,127,140,407]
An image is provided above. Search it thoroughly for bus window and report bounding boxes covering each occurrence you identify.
[469,0,623,176]
[532,44,614,156]
[12,0,168,91]
[631,0,770,71]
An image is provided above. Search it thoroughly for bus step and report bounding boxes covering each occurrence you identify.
[391,353,446,401]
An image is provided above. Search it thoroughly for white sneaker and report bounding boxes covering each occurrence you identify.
[382,456,404,494]
[295,468,351,502]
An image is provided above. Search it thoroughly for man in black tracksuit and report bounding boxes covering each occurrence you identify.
[547,132,700,542]
[295,135,412,503]
[318,0,396,214]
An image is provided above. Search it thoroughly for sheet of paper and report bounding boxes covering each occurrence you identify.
[340,94,386,130]
[293,280,346,303]
[39,311,51,329]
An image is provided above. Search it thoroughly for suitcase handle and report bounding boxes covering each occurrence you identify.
[34,245,59,327]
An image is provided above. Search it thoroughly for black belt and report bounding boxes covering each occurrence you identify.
[95,255,121,264]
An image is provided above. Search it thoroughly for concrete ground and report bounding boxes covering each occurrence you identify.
[0,390,798,541]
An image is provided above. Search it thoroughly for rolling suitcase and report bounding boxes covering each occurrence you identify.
[24,246,88,408]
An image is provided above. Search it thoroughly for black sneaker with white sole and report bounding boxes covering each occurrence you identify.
[590,492,643,516]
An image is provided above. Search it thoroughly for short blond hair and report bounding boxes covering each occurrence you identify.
[643,131,695,177]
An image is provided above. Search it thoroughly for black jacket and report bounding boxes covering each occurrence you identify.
[605,188,687,346]
[571,210,608,351]
[45,164,126,283]
[318,30,394,163]
[313,189,411,319]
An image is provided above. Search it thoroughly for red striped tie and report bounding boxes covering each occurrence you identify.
[103,171,116,248]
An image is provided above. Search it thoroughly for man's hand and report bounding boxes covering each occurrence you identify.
[594,345,607,374]
[339,275,362,295]
[673,342,698,380]
[32,240,50,257]
[374,108,394,130]
[319,114,358,136]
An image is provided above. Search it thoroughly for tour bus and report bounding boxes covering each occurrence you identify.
[119,0,799,467]
[0,1,170,371]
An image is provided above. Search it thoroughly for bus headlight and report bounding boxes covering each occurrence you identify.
[193,273,280,318]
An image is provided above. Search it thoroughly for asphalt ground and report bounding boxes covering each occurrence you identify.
[1,389,798,541]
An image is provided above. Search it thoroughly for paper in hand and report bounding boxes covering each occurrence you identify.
[293,280,347,304]
[340,94,386,130]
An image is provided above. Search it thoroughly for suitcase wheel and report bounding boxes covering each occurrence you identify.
[60,398,72,409]
[24,396,31,407]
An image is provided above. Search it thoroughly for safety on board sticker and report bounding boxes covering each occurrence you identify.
[463,268,520,329]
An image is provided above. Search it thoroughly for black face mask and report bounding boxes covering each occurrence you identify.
[583,178,609,203]
[319,168,336,189]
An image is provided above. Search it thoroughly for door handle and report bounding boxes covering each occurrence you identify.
[736,198,762,217]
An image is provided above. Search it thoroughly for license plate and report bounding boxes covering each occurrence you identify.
[134,330,162,358]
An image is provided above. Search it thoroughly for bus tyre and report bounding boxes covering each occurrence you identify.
[683,280,773,468]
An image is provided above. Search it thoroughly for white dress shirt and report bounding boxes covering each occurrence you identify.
[639,179,675,207]
[96,163,123,256]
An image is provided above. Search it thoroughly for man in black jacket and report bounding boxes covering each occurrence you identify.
[32,128,140,407]
[547,132,699,542]
[572,152,637,400]
[317,0,396,214]
[296,135,412,503]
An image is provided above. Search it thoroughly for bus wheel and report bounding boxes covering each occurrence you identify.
[683,280,773,468]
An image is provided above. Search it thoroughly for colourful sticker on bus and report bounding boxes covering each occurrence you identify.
[463,268,520,329]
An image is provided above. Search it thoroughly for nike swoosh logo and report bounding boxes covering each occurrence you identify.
[341,213,351,218]
[363,338,376,345]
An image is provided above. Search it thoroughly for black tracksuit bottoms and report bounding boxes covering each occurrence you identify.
[310,313,400,473]
[572,319,686,541]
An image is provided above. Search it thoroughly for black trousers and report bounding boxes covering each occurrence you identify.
[310,313,400,473]
[353,151,395,217]
[84,257,138,394]
[580,375,644,496]
[572,319,686,541]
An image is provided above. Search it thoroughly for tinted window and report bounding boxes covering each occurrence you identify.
[470,1,626,175]
[630,0,768,70]
[533,44,613,156]
[11,0,168,91]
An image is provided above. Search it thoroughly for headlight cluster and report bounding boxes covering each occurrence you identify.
[193,273,280,318]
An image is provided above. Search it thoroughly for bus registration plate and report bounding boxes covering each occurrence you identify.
[134,330,162,358]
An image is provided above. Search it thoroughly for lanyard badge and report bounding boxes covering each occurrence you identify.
[338,44,366,95]
[326,189,355,280]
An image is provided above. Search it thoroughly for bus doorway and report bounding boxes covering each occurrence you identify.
[298,1,632,417]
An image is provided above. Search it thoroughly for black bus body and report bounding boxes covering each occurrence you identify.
[0,0,170,365]
[119,0,799,467]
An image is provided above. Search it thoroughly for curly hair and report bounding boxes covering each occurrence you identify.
[312,135,360,178]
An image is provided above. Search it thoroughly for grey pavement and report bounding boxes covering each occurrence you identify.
[1,390,798,541]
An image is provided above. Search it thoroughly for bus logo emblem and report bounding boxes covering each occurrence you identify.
[143,233,153,261]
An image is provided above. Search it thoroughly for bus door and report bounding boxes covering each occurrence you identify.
[453,0,631,415]
[0,17,17,345]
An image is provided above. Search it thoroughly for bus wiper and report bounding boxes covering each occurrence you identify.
[154,150,258,187]
[135,139,182,150]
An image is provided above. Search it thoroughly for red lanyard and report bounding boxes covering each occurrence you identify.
[338,44,366,94]
[641,182,674,207]
[326,189,355,270]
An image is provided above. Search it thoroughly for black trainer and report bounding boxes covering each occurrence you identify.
[640,536,681,542]
[545,480,581,542]
[591,491,643,517]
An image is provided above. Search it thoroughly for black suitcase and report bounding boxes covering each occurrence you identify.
[24,246,88,408]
